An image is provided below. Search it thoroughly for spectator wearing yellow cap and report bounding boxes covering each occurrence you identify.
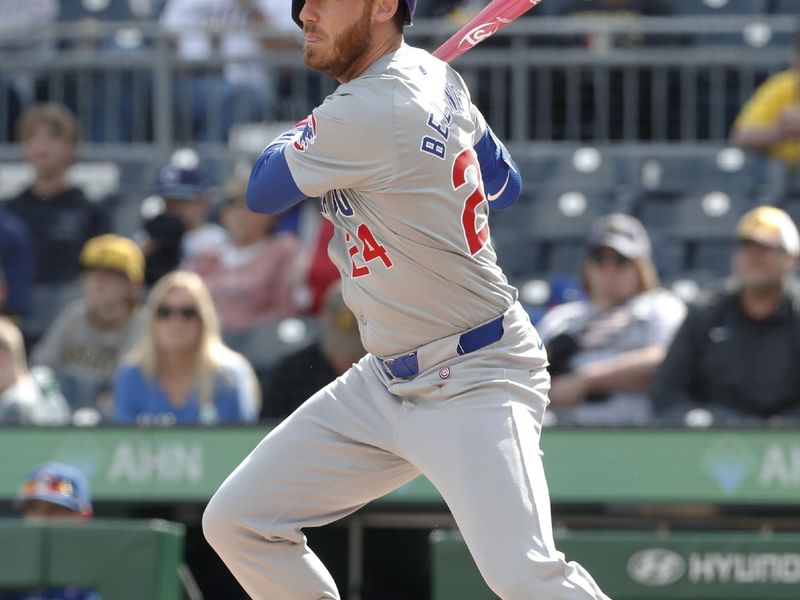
[31,235,145,417]
[652,207,800,425]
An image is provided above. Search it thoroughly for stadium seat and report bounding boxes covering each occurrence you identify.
[690,239,736,275]
[544,147,620,192]
[651,235,687,279]
[633,148,772,200]
[491,228,541,279]
[223,316,320,376]
[545,241,586,275]
[668,189,751,239]
[526,189,611,241]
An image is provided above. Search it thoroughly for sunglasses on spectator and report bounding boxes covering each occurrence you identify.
[156,305,200,320]
[587,248,631,267]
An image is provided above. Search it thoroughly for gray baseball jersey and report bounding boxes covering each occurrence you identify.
[284,43,517,357]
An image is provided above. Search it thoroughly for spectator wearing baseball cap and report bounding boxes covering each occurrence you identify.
[537,214,686,426]
[31,235,144,417]
[3,462,101,600]
[15,462,92,519]
[140,161,228,285]
[262,282,365,420]
[0,317,69,426]
[189,174,302,333]
[652,207,800,425]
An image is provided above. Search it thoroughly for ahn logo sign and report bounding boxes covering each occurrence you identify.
[627,548,687,586]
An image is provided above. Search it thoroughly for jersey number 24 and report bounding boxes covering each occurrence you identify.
[453,148,489,255]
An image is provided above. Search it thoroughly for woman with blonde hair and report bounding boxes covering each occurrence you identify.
[113,271,259,425]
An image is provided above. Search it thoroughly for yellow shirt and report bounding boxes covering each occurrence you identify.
[734,69,800,166]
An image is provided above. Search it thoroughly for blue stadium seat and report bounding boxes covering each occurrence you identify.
[673,0,768,15]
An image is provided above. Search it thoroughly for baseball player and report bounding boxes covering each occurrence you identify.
[203,1,610,599]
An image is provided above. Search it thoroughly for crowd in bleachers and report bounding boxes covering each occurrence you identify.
[2,0,800,429]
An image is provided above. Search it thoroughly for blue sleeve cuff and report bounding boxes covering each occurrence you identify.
[247,131,307,215]
[473,127,522,212]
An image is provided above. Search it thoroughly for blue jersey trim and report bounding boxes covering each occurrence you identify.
[247,133,306,215]
[473,127,522,212]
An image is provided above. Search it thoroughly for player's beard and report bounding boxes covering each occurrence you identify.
[303,1,373,79]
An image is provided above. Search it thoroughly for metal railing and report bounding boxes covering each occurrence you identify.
[0,16,795,162]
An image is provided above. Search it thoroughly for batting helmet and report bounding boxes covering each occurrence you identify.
[292,0,416,28]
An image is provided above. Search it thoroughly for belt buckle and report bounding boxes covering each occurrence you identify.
[382,357,399,381]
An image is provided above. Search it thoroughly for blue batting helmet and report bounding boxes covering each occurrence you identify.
[292,0,415,28]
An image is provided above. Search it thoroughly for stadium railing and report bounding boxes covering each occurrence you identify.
[0,15,796,163]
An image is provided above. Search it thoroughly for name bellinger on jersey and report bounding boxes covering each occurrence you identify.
[247,43,521,357]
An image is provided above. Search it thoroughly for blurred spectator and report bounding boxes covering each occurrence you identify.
[537,214,686,426]
[191,174,301,332]
[0,462,99,600]
[262,282,364,420]
[0,317,69,425]
[0,0,56,140]
[14,462,92,520]
[146,161,228,272]
[113,270,259,425]
[5,103,109,285]
[731,26,800,167]
[652,207,800,425]
[0,205,33,318]
[31,235,144,416]
[160,0,299,141]
[301,218,340,315]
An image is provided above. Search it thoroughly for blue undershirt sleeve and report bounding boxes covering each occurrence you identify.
[473,127,522,212]
[247,129,307,215]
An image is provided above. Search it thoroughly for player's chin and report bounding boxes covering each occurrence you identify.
[303,48,324,69]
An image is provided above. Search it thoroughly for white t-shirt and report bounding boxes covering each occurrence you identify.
[181,223,229,263]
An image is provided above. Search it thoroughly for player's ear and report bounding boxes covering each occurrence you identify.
[373,0,399,25]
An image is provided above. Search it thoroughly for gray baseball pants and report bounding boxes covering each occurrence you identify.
[203,303,609,600]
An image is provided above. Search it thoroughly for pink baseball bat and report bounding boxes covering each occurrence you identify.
[432,0,543,63]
